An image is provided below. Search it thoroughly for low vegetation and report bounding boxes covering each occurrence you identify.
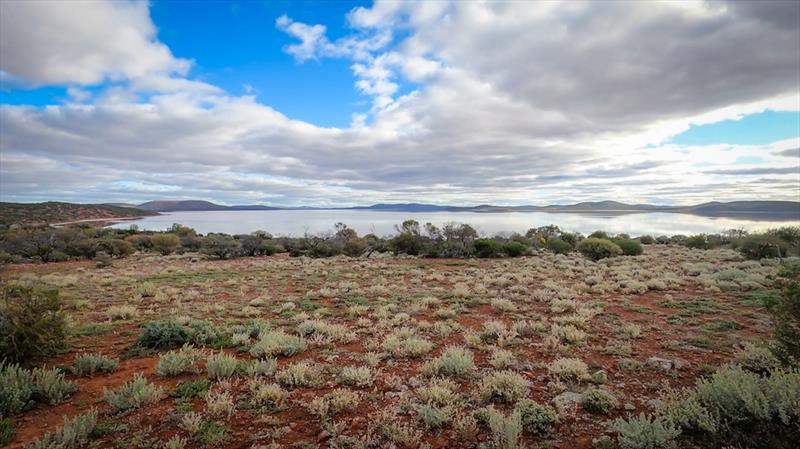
[0,225,798,448]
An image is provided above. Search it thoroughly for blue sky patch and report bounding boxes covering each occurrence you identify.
[670,110,800,146]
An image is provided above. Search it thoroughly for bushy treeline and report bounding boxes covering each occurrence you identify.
[670,227,800,260]
[1,220,797,264]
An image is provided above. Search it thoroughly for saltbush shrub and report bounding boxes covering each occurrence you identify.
[577,238,623,261]
[0,362,35,417]
[104,373,163,414]
[0,285,67,363]
[156,346,201,377]
[1,363,76,418]
[615,238,644,256]
[276,361,324,387]
[611,413,680,449]
[205,352,240,380]
[138,320,188,350]
[249,330,306,358]
[71,353,118,377]
[515,399,557,435]
[26,410,97,449]
[582,388,619,414]
[479,370,531,403]
[428,346,475,378]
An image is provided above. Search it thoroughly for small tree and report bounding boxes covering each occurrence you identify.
[151,233,180,255]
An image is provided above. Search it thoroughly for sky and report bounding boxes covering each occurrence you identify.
[0,0,799,207]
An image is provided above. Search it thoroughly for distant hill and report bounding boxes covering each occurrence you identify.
[350,200,799,219]
[0,202,155,226]
[3,200,797,224]
[137,200,280,212]
[675,201,800,219]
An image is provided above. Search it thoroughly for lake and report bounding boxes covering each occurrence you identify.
[109,210,800,237]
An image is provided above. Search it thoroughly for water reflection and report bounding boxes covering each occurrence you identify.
[110,210,800,237]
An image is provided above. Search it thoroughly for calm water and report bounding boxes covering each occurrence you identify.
[110,210,800,237]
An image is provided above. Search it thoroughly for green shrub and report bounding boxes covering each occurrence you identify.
[343,239,368,257]
[582,388,619,414]
[171,379,211,399]
[615,239,644,256]
[577,238,623,261]
[684,234,722,250]
[104,373,163,414]
[611,413,680,449]
[0,285,67,363]
[26,409,97,449]
[71,353,118,377]
[770,268,800,365]
[150,233,180,255]
[638,235,656,245]
[546,237,572,255]
[589,231,610,239]
[475,239,504,258]
[502,241,527,257]
[734,342,781,374]
[137,321,188,350]
[515,399,557,435]
[200,234,241,259]
[737,235,790,260]
[651,365,800,447]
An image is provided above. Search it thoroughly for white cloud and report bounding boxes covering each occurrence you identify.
[1,0,799,206]
[0,0,216,93]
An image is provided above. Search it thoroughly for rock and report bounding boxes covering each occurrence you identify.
[624,402,636,411]
[552,391,584,412]
[646,399,662,409]
[317,431,330,441]
[647,356,684,371]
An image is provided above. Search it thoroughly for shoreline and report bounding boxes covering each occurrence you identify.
[50,215,152,227]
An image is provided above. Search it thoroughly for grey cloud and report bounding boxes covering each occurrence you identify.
[774,147,800,158]
[1,1,799,206]
[705,166,800,175]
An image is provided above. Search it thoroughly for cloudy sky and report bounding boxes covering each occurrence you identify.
[1,0,798,207]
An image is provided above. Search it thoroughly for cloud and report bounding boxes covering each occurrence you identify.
[0,0,216,93]
[705,166,800,176]
[1,0,799,206]
[775,147,800,158]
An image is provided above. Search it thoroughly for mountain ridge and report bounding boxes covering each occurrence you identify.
[128,199,800,219]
